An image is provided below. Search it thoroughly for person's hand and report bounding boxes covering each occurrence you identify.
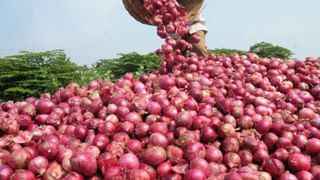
[123,0,153,25]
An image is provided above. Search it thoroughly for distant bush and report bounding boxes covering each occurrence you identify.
[95,52,161,82]
[249,42,294,59]
[208,48,248,56]
[0,50,98,101]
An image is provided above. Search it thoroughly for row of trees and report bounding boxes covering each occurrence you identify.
[0,42,294,101]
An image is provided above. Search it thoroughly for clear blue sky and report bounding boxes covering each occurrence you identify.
[0,0,319,65]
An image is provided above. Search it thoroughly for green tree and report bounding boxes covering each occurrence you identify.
[0,50,97,101]
[208,48,248,56]
[95,52,161,82]
[249,42,294,59]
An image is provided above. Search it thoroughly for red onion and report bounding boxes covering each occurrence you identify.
[128,169,151,180]
[28,156,49,175]
[222,137,240,153]
[143,146,167,166]
[0,150,10,164]
[74,125,87,140]
[70,152,97,177]
[288,153,311,172]
[278,171,298,180]
[263,158,285,177]
[156,161,172,176]
[85,145,101,159]
[185,142,206,161]
[126,139,142,153]
[44,161,65,180]
[201,127,218,143]
[224,172,242,180]
[10,169,36,180]
[272,148,289,161]
[190,158,209,175]
[295,170,313,180]
[206,145,223,163]
[184,169,206,180]
[0,164,13,180]
[118,153,140,169]
[149,132,169,147]
[292,134,308,149]
[7,149,30,169]
[253,149,269,164]
[305,138,320,155]
[255,119,272,134]
[298,108,316,120]
[62,172,85,180]
[147,101,162,115]
[150,122,168,134]
[163,105,178,119]
[134,122,150,138]
[218,123,236,137]
[36,100,55,114]
[175,111,193,128]
[103,166,123,179]
[192,115,211,129]
[62,156,72,172]
[167,145,183,163]
[277,137,292,149]
[223,152,241,168]
[239,150,253,165]
[38,140,59,160]
[237,115,253,129]
[139,163,156,180]
[119,121,135,133]
[263,132,279,150]
[91,134,109,150]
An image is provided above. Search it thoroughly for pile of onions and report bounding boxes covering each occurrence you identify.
[0,0,320,179]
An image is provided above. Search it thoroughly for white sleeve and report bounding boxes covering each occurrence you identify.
[188,4,208,34]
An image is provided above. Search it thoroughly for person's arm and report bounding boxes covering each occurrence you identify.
[188,7,209,57]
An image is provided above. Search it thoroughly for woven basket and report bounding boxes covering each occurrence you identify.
[123,0,204,25]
